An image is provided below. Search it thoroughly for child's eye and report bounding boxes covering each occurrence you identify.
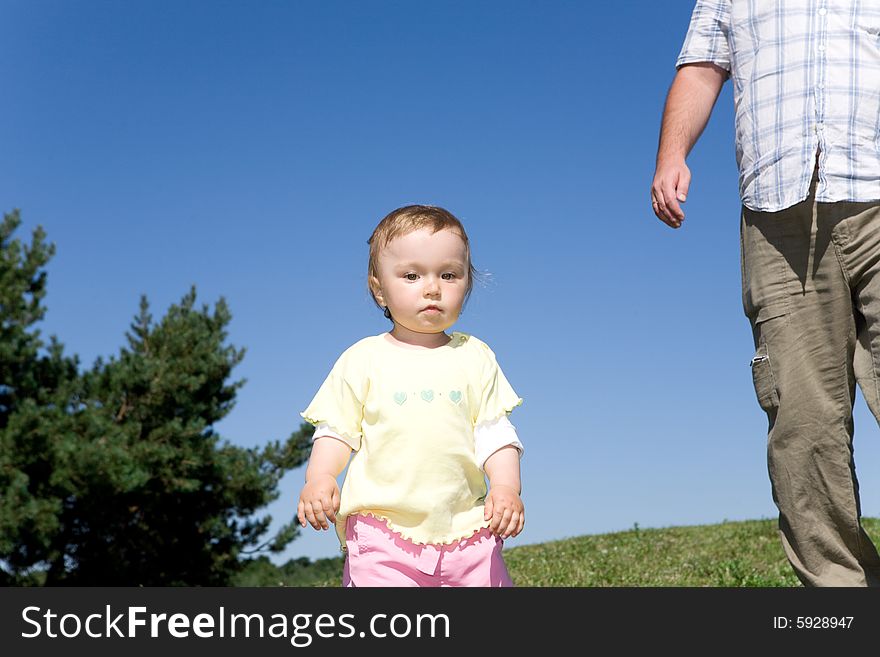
[404,273,419,281]
[441,272,457,280]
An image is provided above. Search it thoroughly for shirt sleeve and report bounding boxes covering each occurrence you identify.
[474,340,523,426]
[300,347,367,451]
[311,423,357,447]
[676,0,731,72]
[474,415,523,472]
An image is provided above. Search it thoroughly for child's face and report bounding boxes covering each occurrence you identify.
[371,227,469,342]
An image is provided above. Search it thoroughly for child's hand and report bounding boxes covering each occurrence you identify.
[484,484,524,539]
[297,474,340,531]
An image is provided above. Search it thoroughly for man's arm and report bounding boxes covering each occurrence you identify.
[651,62,727,228]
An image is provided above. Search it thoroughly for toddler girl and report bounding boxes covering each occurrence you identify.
[297,204,524,587]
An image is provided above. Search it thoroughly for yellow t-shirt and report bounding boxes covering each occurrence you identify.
[301,331,522,549]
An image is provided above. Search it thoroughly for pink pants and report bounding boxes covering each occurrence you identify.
[342,514,513,587]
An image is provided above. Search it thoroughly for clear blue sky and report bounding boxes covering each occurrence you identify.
[3,0,879,563]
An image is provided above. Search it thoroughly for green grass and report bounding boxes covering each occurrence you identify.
[237,517,880,587]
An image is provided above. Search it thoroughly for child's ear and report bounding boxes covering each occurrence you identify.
[369,276,384,306]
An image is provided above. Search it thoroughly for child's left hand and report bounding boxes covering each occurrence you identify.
[484,485,524,539]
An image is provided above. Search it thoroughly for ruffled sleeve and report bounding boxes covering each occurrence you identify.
[474,339,522,426]
[300,343,369,450]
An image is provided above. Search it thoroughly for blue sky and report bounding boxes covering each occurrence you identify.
[3,0,879,563]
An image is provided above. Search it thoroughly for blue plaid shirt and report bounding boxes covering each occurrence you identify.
[678,1,880,212]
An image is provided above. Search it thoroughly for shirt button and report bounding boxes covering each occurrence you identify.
[818,44,826,52]
[819,7,827,15]
[818,82,825,89]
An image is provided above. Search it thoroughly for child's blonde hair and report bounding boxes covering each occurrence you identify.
[367,205,477,312]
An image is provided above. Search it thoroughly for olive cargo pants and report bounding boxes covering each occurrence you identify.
[741,172,880,587]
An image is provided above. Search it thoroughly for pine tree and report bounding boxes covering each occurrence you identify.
[0,211,311,585]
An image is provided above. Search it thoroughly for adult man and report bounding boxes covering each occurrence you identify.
[652,0,880,586]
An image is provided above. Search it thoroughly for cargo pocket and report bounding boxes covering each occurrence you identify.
[749,303,787,413]
[749,304,786,413]
[750,343,779,412]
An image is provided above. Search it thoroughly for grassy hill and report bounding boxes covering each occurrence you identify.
[236,517,880,587]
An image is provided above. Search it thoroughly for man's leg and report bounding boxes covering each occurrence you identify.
[742,185,877,586]
[826,200,880,586]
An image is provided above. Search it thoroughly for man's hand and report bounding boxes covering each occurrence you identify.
[652,157,691,228]
[650,62,727,229]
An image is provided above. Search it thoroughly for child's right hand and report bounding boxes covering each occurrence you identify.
[297,474,341,531]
